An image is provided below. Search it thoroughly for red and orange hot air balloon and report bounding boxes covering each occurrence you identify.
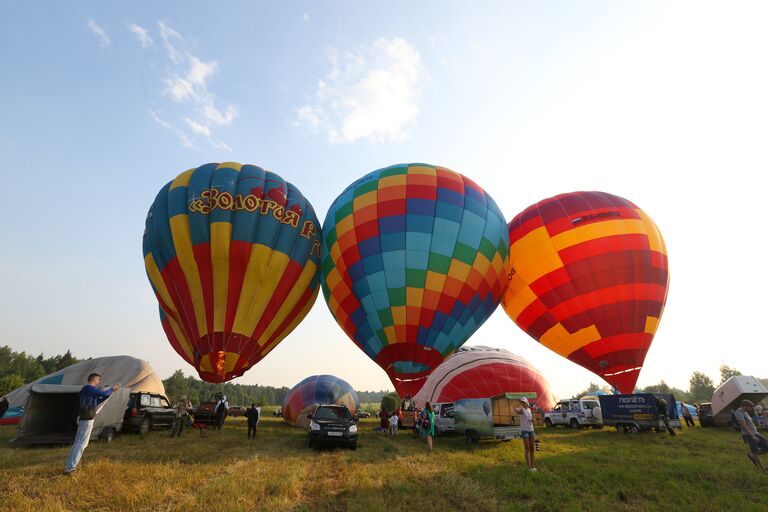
[501,191,669,393]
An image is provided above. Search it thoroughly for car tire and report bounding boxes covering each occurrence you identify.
[570,419,580,429]
[101,428,114,444]
[350,443,357,451]
[545,418,554,428]
[629,424,640,434]
[139,417,151,435]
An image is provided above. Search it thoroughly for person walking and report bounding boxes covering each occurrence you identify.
[680,402,695,428]
[64,373,119,475]
[517,397,537,471]
[214,395,229,430]
[171,395,192,437]
[379,408,388,435]
[245,404,259,440]
[389,411,399,436]
[734,400,768,471]
[422,402,435,452]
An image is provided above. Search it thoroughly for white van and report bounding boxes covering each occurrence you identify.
[432,402,455,435]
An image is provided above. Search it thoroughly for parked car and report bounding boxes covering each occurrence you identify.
[544,399,603,429]
[228,406,247,417]
[433,402,455,436]
[194,393,225,426]
[355,410,371,419]
[307,404,358,450]
[698,402,714,427]
[124,392,176,434]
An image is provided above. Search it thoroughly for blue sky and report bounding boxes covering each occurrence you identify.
[2,2,767,398]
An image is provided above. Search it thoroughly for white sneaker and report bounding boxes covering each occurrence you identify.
[529,467,538,472]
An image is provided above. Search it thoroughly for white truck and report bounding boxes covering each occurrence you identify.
[710,375,768,427]
[544,398,603,428]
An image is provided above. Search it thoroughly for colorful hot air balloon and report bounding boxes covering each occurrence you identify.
[143,162,322,383]
[321,164,509,397]
[501,191,669,393]
[413,346,556,411]
[282,374,360,427]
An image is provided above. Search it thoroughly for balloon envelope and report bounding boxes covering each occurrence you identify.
[321,164,509,396]
[413,345,556,411]
[143,162,322,382]
[282,374,360,427]
[501,191,669,393]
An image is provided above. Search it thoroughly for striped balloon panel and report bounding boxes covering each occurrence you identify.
[321,164,509,396]
[501,191,668,393]
[413,346,556,411]
[282,374,360,426]
[143,162,321,383]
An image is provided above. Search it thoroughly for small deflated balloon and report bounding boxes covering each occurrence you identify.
[282,374,360,427]
[501,191,669,394]
[143,162,322,383]
[321,164,509,397]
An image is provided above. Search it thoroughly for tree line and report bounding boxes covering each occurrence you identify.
[0,346,85,396]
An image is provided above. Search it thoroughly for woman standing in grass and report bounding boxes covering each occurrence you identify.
[422,402,435,452]
[518,397,537,472]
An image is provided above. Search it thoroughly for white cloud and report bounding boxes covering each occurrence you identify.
[296,38,429,143]
[87,19,110,47]
[147,21,237,151]
[128,23,154,48]
[149,109,194,148]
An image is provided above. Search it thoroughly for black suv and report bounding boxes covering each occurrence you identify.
[307,404,358,450]
[124,392,176,434]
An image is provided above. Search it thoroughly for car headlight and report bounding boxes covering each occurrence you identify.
[310,421,320,431]
[348,424,358,434]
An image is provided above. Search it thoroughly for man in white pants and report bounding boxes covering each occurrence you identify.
[65,373,119,475]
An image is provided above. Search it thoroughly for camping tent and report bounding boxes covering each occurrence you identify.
[2,356,165,424]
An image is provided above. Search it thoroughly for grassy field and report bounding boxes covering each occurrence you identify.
[1,417,766,512]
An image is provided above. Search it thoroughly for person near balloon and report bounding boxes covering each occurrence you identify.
[517,397,537,472]
[379,408,388,435]
[422,402,435,452]
[214,395,229,430]
[655,397,676,435]
[0,396,8,420]
[389,412,399,436]
[64,373,119,475]
[680,402,695,428]
[735,400,767,471]
[245,404,259,440]
[171,395,192,437]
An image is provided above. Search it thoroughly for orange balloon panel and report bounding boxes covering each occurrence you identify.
[501,192,669,393]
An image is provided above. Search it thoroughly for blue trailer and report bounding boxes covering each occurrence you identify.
[598,393,681,433]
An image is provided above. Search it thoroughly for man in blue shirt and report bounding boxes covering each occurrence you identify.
[64,373,119,475]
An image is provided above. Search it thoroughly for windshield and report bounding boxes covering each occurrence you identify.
[314,406,351,420]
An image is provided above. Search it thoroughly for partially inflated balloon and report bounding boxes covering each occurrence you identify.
[321,164,509,397]
[143,162,321,383]
[413,346,556,411]
[282,374,360,427]
[501,191,669,393]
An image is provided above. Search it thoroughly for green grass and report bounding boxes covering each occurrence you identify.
[0,418,766,511]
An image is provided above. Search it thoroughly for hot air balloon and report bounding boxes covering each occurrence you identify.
[501,191,669,393]
[413,346,556,411]
[321,163,509,397]
[143,162,322,383]
[282,374,360,427]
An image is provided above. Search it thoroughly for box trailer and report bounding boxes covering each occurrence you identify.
[11,384,130,445]
[710,376,768,426]
[454,393,541,444]
[598,393,680,433]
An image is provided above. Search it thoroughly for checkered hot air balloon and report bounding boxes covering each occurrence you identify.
[143,162,322,383]
[320,163,510,397]
[282,374,360,427]
[501,191,669,394]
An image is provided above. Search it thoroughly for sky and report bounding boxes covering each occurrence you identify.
[1,2,767,400]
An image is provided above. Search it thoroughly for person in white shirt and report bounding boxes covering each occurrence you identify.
[516,397,537,471]
[389,412,399,436]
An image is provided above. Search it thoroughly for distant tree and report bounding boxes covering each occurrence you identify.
[718,365,741,385]
[381,392,400,414]
[689,371,715,403]
[56,350,77,371]
[0,374,25,396]
[572,382,601,399]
